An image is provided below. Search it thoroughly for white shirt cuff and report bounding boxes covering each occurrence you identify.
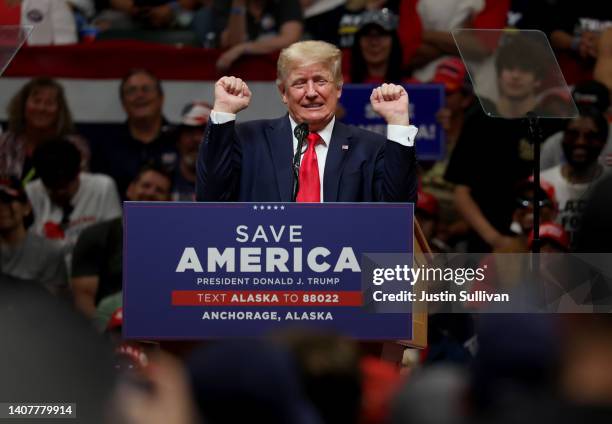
[387,124,418,147]
[210,110,236,124]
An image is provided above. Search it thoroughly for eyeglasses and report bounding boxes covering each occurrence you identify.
[564,128,602,143]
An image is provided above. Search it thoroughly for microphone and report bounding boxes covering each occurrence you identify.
[292,122,309,201]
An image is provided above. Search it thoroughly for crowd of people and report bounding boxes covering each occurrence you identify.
[2,0,612,423]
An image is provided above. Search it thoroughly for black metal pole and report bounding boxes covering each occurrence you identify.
[526,112,542,275]
[526,112,541,253]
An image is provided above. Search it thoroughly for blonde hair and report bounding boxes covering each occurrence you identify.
[277,41,343,88]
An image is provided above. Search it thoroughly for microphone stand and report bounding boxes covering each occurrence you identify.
[525,112,543,280]
[292,122,309,201]
[526,112,542,254]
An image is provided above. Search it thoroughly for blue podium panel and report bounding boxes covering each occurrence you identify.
[123,202,414,340]
[339,83,445,161]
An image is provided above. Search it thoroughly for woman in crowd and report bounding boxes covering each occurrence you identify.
[349,8,404,84]
[0,77,89,183]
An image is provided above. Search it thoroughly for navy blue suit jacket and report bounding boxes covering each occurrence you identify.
[196,115,417,203]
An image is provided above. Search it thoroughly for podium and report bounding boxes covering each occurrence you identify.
[123,202,428,349]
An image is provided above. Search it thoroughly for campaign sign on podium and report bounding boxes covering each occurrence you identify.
[339,84,445,160]
[123,202,415,340]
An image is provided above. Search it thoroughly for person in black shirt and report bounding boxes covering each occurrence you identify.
[445,36,559,252]
[89,69,178,198]
[71,164,172,319]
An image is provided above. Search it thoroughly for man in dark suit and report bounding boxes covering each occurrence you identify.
[196,40,418,203]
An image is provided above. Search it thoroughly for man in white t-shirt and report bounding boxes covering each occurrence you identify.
[541,80,612,171]
[25,139,122,266]
[541,106,609,244]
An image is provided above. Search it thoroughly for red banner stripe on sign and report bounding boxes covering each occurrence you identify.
[171,290,363,307]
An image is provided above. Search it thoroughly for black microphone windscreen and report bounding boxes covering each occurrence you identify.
[294,122,309,140]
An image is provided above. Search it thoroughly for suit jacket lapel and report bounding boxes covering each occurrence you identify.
[324,121,352,202]
[265,115,294,202]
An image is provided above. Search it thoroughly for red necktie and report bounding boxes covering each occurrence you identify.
[296,133,322,202]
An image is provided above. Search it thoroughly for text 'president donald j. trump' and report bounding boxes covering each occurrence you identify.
[196,40,418,203]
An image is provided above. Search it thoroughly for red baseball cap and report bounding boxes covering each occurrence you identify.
[528,222,570,251]
[430,57,468,93]
[181,101,211,127]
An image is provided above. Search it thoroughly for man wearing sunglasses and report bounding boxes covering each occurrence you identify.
[541,105,610,244]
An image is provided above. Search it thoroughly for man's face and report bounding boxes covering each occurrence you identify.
[127,170,171,201]
[562,117,606,171]
[121,73,163,121]
[498,66,541,101]
[25,87,60,131]
[279,62,341,132]
[0,198,29,233]
[178,127,204,172]
[359,27,392,67]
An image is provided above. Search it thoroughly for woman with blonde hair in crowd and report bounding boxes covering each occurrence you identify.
[0,77,89,183]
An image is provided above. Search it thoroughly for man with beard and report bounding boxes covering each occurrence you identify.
[541,106,609,245]
[172,101,211,201]
[541,80,612,171]
[72,164,172,319]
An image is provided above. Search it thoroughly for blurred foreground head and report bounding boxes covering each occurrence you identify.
[471,314,560,419]
[187,340,322,424]
[0,282,116,423]
[390,365,468,424]
[272,329,362,424]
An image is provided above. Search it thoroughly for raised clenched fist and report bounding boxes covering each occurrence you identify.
[370,83,410,126]
[213,76,252,114]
